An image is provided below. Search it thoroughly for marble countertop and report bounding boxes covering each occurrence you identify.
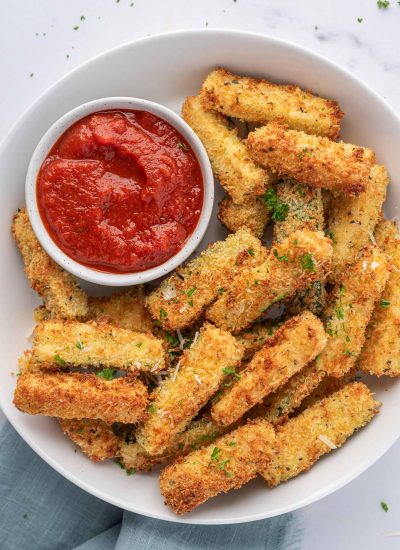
[1,0,400,547]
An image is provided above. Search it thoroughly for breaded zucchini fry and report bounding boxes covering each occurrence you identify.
[206,229,332,332]
[119,416,227,472]
[182,96,269,204]
[359,221,400,376]
[31,320,165,373]
[260,382,379,486]
[12,209,88,319]
[251,363,325,425]
[88,287,153,332]
[59,418,120,462]
[159,419,275,515]
[235,319,281,360]
[218,197,268,239]
[14,372,148,424]
[211,312,327,427]
[272,179,326,315]
[296,368,356,414]
[146,229,267,331]
[319,246,390,378]
[200,68,343,139]
[135,323,244,456]
[327,165,388,282]
[247,123,375,195]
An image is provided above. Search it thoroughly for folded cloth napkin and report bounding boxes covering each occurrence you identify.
[0,422,303,550]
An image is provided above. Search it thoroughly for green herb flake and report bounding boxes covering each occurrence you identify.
[96,368,115,380]
[380,501,389,512]
[54,354,66,366]
[211,392,221,404]
[217,287,225,295]
[73,26,79,31]
[159,308,168,320]
[30,73,34,78]
[75,341,84,350]
[222,366,241,382]
[326,230,336,244]
[377,0,390,8]
[187,287,197,297]
[188,299,193,307]
[299,253,316,272]
[263,187,289,222]
[228,441,237,446]
[126,468,136,476]
[336,306,345,320]
[80,15,86,21]
[165,332,179,347]
[210,447,221,461]
[149,403,156,414]
[247,248,255,257]
[135,342,143,347]
[273,249,289,261]
[23,513,28,519]
[178,141,187,150]
[357,17,363,22]
[380,299,390,308]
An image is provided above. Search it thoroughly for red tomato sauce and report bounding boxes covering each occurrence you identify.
[37,109,204,272]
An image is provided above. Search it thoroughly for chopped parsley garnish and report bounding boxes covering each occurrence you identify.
[165,332,179,347]
[377,0,390,8]
[209,446,232,476]
[211,392,222,404]
[222,366,241,385]
[159,308,168,320]
[380,501,389,512]
[210,446,221,461]
[30,73,34,78]
[135,342,143,347]
[326,230,336,244]
[188,299,193,307]
[247,248,255,257]
[80,15,86,20]
[343,349,355,357]
[299,253,316,272]
[178,141,187,150]
[336,305,345,320]
[96,368,115,380]
[217,287,225,295]
[298,147,313,159]
[228,441,237,446]
[273,249,289,261]
[357,17,363,22]
[149,403,156,414]
[187,287,197,297]
[380,299,390,308]
[75,341,84,350]
[73,25,79,31]
[263,187,289,222]
[54,354,66,366]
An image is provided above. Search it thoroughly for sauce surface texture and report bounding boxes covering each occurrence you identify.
[37,109,203,272]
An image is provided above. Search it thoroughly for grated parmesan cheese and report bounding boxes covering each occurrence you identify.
[371,261,380,271]
[25,325,35,342]
[176,329,185,350]
[194,373,202,385]
[171,360,181,382]
[161,284,177,301]
[318,434,337,450]
[362,261,368,271]
[179,304,188,314]
[368,229,377,247]
[191,331,200,348]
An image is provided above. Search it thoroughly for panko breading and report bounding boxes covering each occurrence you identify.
[119,416,227,472]
[296,368,356,414]
[31,320,165,373]
[12,209,88,319]
[327,165,388,282]
[247,123,375,196]
[159,419,275,515]
[182,96,269,204]
[200,68,343,139]
[211,312,327,427]
[319,246,390,378]
[146,229,267,331]
[260,382,379,487]
[235,319,281,361]
[273,178,326,315]
[88,287,153,332]
[206,229,332,333]
[135,323,244,456]
[59,418,120,462]
[358,221,400,376]
[251,363,325,425]
[218,197,269,239]
[13,371,148,424]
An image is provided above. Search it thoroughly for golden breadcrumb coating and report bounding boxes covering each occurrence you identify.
[218,197,269,239]
[260,382,379,486]
[246,123,375,196]
[59,418,120,462]
[235,319,281,360]
[250,363,325,425]
[200,68,343,139]
[13,371,148,424]
[146,229,267,331]
[359,221,400,376]
[119,416,227,472]
[135,323,244,456]
[273,178,326,315]
[206,229,332,332]
[88,287,153,332]
[327,165,388,282]
[12,209,88,319]
[211,312,327,426]
[159,419,275,515]
[182,96,269,204]
[297,368,356,413]
[319,246,390,378]
[31,320,165,373]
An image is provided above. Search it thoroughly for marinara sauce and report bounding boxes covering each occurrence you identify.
[37,110,203,272]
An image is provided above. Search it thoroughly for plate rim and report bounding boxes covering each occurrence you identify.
[2,28,400,525]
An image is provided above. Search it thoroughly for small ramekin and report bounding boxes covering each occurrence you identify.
[25,97,214,286]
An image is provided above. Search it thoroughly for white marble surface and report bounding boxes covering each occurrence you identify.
[1,0,400,547]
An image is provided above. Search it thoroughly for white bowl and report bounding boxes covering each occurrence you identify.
[1,29,400,525]
[25,97,214,286]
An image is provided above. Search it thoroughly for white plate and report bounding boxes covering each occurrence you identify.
[1,29,399,525]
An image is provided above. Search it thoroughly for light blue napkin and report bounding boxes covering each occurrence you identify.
[0,422,303,550]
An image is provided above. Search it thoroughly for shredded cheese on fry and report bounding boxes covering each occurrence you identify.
[176,329,185,350]
[318,434,337,449]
